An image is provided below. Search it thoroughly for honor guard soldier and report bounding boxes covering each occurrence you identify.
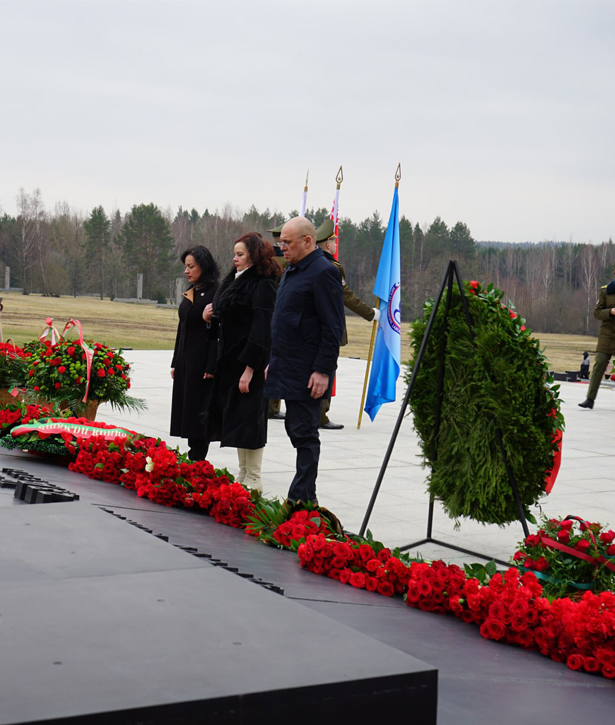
[579,268,615,409]
[314,218,380,429]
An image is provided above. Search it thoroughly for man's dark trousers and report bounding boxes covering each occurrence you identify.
[285,399,321,504]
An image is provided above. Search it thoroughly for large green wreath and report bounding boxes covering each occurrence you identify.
[407,280,564,526]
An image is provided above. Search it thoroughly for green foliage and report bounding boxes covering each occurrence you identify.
[463,560,498,585]
[120,203,177,300]
[84,206,111,299]
[407,280,564,526]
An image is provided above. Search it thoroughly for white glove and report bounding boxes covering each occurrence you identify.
[372,307,381,323]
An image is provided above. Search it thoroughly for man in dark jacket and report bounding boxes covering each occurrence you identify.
[265,216,345,504]
[315,218,380,429]
[579,271,615,409]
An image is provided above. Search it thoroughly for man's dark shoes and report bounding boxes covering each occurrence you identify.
[319,421,344,430]
[578,398,594,409]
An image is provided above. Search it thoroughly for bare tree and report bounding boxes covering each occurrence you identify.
[580,245,599,334]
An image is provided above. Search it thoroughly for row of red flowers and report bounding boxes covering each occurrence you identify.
[295,531,615,678]
[1,401,614,680]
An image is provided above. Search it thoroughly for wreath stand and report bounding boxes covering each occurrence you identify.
[359,260,530,568]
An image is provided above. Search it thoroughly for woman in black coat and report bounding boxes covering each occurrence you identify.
[170,245,219,460]
[203,233,279,490]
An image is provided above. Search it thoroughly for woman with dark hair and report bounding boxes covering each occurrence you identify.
[203,233,280,490]
[170,245,220,460]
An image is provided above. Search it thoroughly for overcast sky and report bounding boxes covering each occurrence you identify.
[1,0,614,242]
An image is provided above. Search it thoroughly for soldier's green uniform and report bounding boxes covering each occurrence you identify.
[579,278,615,409]
[266,222,288,419]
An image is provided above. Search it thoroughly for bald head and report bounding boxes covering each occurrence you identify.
[279,216,317,265]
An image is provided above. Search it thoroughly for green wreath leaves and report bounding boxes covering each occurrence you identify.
[407,280,564,526]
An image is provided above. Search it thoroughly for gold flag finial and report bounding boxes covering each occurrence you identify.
[395,163,402,188]
[336,165,343,189]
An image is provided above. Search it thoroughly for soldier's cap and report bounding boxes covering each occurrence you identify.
[266,222,285,238]
[268,218,334,243]
[315,218,335,243]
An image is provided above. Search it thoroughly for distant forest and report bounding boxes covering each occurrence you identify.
[1,188,614,335]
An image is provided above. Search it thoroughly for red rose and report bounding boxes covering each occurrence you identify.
[349,572,365,588]
[607,544,615,556]
[559,520,573,530]
[575,539,591,553]
[557,530,570,544]
[55,382,62,389]
[377,581,394,597]
[339,569,351,585]
[58,366,66,373]
[525,534,540,547]
[534,556,549,572]
[567,654,584,671]
[600,530,615,544]
[33,386,40,391]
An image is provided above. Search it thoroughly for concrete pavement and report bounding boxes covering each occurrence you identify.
[98,351,615,566]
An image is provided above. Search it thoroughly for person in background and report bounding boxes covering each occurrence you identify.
[265,221,288,421]
[579,268,615,409]
[579,351,590,379]
[314,218,380,430]
[264,217,345,506]
[203,233,279,490]
[170,246,219,460]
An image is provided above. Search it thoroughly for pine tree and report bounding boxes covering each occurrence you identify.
[120,203,176,301]
[84,206,111,299]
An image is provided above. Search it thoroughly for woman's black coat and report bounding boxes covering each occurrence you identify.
[204,266,277,449]
[170,282,218,440]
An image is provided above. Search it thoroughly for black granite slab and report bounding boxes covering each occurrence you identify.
[0,454,437,724]
[5,449,614,724]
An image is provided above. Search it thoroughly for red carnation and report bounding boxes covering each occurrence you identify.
[58,366,66,373]
[55,382,62,389]
[97,369,106,377]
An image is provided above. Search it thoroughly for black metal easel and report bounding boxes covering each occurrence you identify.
[359,260,530,568]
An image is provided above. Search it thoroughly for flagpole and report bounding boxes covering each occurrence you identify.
[358,163,402,428]
[357,315,379,429]
[333,166,343,260]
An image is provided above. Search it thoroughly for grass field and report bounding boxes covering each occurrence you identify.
[0,290,597,373]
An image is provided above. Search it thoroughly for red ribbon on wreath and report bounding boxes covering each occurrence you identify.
[540,515,615,574]
[544,428,563,494]
[61,319,95,403]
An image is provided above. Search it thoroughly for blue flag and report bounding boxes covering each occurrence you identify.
[364,186,401,421]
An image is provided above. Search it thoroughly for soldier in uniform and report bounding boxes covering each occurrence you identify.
[315,219,380,429]
[579,270,615,409]
[266,222,288,420]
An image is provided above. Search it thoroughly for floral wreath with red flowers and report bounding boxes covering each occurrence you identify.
[21,338,144,414]
[514,515,615,597]
[407,280,564,526]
